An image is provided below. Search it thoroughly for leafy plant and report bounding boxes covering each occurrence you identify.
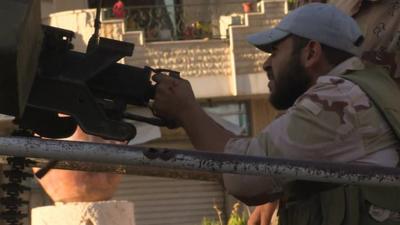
[201,217,219,225]
[228,203,248,225]
[201,202,249,225]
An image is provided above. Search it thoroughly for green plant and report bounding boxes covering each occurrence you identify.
[287,0,297,10]
[201,217,219,225]
[201,202,249,225]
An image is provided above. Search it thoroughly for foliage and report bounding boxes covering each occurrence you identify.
[201,202,249,225]
[201,217,219,225]
[287,0,298,10]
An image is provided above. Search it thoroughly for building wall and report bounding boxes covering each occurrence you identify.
[123,34,235,97]
[42,9,97,52]
[41,0,88,18]
[230,0,286,95]
[113,176,225,225]
[181,0,252,27]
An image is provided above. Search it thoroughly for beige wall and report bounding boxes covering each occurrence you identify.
[102,20,125,41]
[41,0,88,18]
[114,28,236,98]
[230,0,286,95]
[124,39,231,78]
[123,33,235,97]
[181,0,252,26]
[42,9,97,52]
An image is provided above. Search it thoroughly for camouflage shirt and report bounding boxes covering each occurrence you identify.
[223,57,399,199]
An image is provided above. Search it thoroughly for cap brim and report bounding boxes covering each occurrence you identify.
[247,28,290,53]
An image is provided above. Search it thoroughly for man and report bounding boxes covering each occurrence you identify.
[152,3,400,225]
[249,1,400,224]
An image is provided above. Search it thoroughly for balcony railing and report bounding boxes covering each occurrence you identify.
[102,1,262,42]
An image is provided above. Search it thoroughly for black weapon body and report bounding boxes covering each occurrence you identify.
[19,25,155,141]
[0,0,180,141]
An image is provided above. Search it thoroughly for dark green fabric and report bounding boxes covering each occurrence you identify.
[341,66,400,140]
[361,186,400,211]
[278,195,322,225]
[360,186,400,225]
[279,185,400,225]
[342,186,361,225]
[319,187,346,225]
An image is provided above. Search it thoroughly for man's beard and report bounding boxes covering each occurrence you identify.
[269,55,312,110]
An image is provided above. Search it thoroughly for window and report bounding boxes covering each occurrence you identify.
[202,102,250,136]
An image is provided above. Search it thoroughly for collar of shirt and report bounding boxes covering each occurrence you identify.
[323,56,365,78]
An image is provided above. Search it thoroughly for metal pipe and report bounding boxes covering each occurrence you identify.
[0,136,400,186]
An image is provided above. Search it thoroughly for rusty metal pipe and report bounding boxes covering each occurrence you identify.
[0,136,399,186]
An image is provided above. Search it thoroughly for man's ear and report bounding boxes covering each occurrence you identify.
[302,41,323,68]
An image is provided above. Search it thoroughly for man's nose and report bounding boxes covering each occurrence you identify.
[263,58,271,72]
[263,58,273,79]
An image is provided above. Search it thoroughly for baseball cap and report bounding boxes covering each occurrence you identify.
[247,3,364,56]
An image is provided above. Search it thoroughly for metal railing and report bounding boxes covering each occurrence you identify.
[1,136,400,186]
[102,1,262,42]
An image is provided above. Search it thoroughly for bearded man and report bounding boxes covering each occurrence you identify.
[152,3,400,225]
[249,1,400,224]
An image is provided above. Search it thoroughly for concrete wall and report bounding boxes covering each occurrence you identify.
[124,32,234,97]
[42,9,97,52]
[41,0,88,18]
[230,0,286,95]
[181,0,253,25]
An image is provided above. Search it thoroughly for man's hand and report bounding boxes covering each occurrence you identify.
[247,201,279,225]
[32,126,124,203]
[152,73,198,125]
[152,73,234,152]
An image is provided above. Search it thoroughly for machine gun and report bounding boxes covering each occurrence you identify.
[0,0,178,142]
[0,1,179,223]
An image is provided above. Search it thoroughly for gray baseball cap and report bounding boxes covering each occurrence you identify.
[247,3,364,56]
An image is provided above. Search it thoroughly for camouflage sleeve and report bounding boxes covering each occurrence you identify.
[222,135,284,204]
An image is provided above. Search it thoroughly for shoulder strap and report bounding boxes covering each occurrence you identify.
[341,66,400,140]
